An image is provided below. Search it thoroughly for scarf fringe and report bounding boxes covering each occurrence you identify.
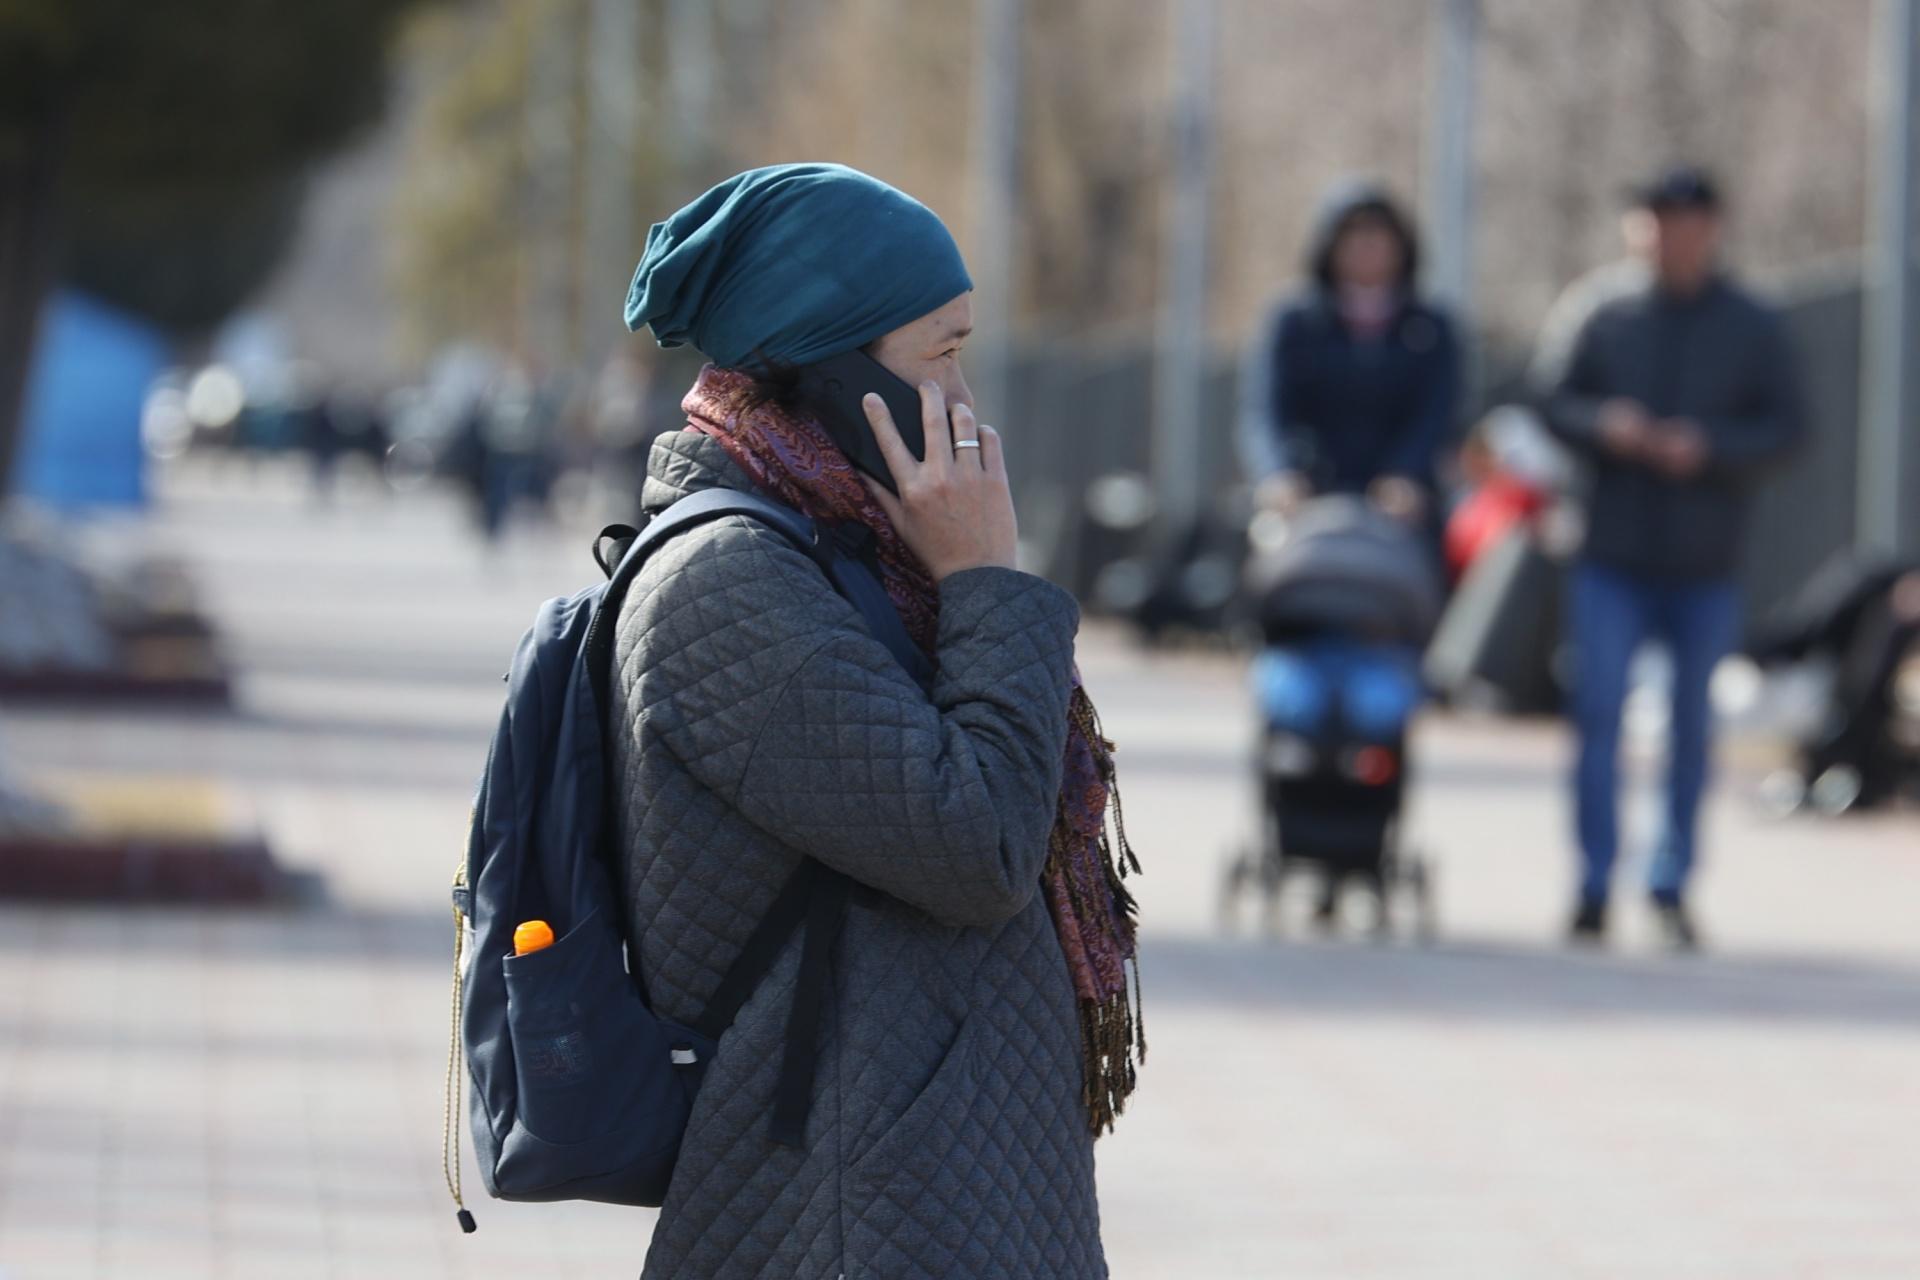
[1075,976,1144,1136]
[1056,687,1147,1137]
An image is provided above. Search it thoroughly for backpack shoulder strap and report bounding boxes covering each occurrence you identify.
[594,488,932,696]
[816,527,936,695]
[584,488,829,706]
[590,487,921,1152]
[616,487,828,581]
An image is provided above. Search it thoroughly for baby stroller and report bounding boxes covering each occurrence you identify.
[1220,497,1442,936]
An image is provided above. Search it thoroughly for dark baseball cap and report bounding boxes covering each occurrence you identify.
[1630,165,1722,212]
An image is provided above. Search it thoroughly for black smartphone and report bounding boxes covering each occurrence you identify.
[793,349,926,495]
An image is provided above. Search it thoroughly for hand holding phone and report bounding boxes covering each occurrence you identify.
[856,380,1019,582]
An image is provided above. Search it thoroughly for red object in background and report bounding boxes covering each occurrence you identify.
[1350,746,1400,787]
[1446,473,1549,581]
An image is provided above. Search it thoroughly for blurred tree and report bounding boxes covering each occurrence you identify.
[394,0,594,366]
[392,2,546,362]
[390,0,979,366]
[0,0,427,495]
[393,0,678,368]
[383,0,1874,386]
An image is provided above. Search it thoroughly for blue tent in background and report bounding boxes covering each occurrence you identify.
[15,290,169,510]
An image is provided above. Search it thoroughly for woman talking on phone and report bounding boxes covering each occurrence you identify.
[612,164,1141,1279]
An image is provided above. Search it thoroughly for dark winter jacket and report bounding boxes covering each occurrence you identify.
[608,430,1106,1279]
[1238,182,1460,495]
[1533,264,1804,581]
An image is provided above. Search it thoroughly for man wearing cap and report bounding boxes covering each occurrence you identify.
[1532,166,1804,949]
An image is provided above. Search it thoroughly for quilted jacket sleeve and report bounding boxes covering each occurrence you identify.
[623,515,1080,928]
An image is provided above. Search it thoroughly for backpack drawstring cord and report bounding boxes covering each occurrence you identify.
[444,865,476,1233]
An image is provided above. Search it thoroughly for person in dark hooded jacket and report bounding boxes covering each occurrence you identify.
[1238,180,1460,525]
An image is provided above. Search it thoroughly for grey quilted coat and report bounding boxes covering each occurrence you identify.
[609,431,1109,1279]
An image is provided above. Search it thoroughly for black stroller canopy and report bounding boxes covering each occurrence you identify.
[1244,496,1441,647]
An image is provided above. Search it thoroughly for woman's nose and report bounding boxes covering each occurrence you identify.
[947,367,975,414]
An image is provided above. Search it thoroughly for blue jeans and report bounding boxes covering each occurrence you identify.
[1570,562,1741,906]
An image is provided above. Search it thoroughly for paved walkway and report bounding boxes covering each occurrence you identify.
[3,459,1917,1279]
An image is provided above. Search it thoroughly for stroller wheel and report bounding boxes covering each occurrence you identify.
[1809,765,1864,815]
[1256,822,1287,939]
[1758,769,1809,818]
[1218,845,1266,934]
[1310,868,1339,922]
[1404,854,1438,944]
[1366,870,1393,940]
[1258,858,1287,939]
[1217,848,1246,933]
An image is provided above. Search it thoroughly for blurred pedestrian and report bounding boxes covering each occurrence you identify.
[460,360,559,542]
[1532,166,1804,949]
[1238,179,1460,528]
[614,163,1137,1279]
[301,389,345,501]
[587,346,658,521]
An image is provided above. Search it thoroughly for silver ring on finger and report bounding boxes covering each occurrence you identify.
[952,438,983,454]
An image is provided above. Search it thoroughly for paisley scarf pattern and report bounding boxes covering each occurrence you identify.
[681,364,1144,1134]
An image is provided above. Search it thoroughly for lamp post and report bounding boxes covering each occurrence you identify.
[969,0,1022,427]
[1424,0,1478,321]
[1151,0,1218,537]
[1859,0,1918,554]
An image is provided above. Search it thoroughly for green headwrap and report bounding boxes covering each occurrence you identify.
[623,163,973,369]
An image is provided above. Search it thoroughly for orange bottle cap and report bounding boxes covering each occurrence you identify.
[513,920,555,955]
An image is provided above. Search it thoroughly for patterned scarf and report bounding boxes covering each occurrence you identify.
[681,364,1144,1135]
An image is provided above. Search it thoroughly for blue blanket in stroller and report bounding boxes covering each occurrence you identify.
[1255,642,1422,741]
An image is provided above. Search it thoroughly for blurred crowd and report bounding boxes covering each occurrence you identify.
[143,341,679,542]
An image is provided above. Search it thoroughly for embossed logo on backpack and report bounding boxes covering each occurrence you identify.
[524,1031,592,1085]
